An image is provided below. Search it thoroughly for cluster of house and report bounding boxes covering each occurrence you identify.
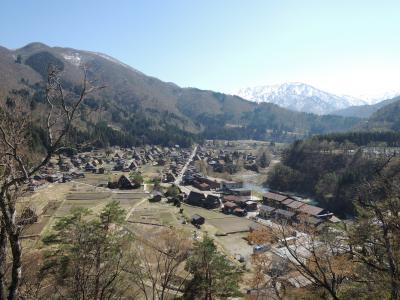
[245,193,343,296]
[27,158,87,191]
[182,157,244,189]
[259,191,339,227]
[160,148,193,183]
[181,169,339,228]
[192,145,259,173]
[109,145,193,185]
[183,175,260,217]
[112,145,183,172]
[185,191,221,209]
[221,190,258,217]
[27,145,193,192]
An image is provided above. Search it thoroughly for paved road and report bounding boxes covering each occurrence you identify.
[174,144,198,185]
[174,145,223,201]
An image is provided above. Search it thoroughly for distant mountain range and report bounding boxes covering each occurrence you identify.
[358,90,400,105]
[331,96,400,118]
[235,82,400,117]
[235,83,368,115]
[0,42,397,146]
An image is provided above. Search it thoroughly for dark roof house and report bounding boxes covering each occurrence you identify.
[117,175,140,189]
[223,201,238,213]
[186,191,205,207]
[204,195,220,209]
[259,205,276,219]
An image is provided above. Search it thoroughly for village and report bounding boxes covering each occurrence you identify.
[2,4,399,299]
[22,140,343,296]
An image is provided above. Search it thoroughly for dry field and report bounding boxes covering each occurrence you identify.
[21,172,151,240]
[127,201,181,227]
[207,217,256,234]
[182,204,256,234]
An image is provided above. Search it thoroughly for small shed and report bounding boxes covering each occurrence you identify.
[150,191,163,202]
[191,214,205,226]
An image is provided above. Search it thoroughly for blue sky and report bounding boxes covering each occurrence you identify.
[1,0,400,98]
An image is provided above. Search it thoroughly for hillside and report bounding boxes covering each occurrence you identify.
[362,97,400,131]
[331,96,400,118]
[0,43,360,146]
[266,132,398,218]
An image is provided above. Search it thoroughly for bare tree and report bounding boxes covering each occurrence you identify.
[249,252,287,300]
[247,228,287,300]
[248,217,355,300]
[14,250,47,300]
[0,223,8,299]
[126,228,192,300]
[0,65,102,300]
[277,221,355,300]
[349,157,400,300]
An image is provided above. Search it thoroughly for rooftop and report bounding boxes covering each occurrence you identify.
[224,202,238,208]
[264,192,288,202]
[297,204,326,216]
[260,205,276,212]
[286,200,306,209]
[282,198,294,205]
[274,208,296,218]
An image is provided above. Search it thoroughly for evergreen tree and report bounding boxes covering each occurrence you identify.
[259,152,269,168]
[184,236,242,299]
[42,201,130,299]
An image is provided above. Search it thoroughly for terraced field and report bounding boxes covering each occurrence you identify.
[22,179,150,240]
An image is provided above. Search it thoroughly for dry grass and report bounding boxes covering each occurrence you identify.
[207,217,256,234]
[21,216,52,237]
[66,192,112,200]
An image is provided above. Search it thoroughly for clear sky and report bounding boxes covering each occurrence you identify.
[1,0,399,99]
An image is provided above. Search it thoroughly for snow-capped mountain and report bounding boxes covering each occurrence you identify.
[357,90,400,105]
[235,82,368,115]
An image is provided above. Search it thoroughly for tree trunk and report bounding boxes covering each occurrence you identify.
[7,231,22,300]
[0,224,7,300]
[94,245,101,300]
[374,206,400,300]
[383,226,399,300]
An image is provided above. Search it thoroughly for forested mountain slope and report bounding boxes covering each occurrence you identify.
[0,42,360,146]
[361,98,400,131]
[332,96,400,118]
[266,132,400,217]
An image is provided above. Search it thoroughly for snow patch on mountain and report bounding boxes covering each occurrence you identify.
[61,52,82,66]
[358,90,400,105]
[90,52,143,74]
[235,82,368,115]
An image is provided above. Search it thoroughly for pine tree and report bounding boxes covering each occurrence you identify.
[184,236,242,299]
[42,201,129,299]
[260,152,268,168]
